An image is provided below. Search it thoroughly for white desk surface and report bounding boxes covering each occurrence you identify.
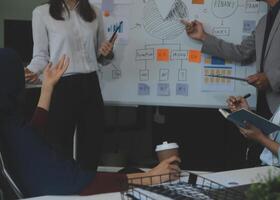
[24,166,279,200]
[25,192,121,200]
[202,165,280,187]
[97,166,210,175]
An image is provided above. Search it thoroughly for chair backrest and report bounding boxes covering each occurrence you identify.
[0,150,23,199]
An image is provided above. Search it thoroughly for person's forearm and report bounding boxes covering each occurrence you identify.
[258,135,280,155]
[201,34,255,63]
[126,171,173,186]
[37,85,54,111]
[127,172,158,186]
[127,172,148,184]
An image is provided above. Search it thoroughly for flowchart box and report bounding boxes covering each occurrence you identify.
[139,69,149,81]
[178,69,187,81]
[176,83,188,96]
[243,20,256,33]
[245,0,260,13]
[213,27,230,37]
[138,83,150,96]
[171,50,187,60]
[159,69,169,81]
[136,49,154,61]
[157,83,170,96]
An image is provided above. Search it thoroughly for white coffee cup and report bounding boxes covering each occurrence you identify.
[155,141,179,162]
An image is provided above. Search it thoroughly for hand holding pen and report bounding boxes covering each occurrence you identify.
[97,21,122,62]
[226,93,251,112]
[99,36,117,57]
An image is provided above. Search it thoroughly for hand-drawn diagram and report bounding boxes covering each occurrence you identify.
[135,42,189,96]
[96,0,265,107]
[143,0,188,40]
[210,0,260,37]
[211,0,238,19]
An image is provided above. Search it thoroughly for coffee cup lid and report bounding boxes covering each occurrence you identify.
[155,141,179,152]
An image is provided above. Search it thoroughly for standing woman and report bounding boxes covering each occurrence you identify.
[25,0,115,170]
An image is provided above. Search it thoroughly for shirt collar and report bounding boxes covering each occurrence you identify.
[63,0,80,11]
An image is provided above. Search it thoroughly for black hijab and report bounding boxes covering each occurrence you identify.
[0,48,25,121]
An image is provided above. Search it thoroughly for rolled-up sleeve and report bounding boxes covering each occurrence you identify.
[28,8,50,74]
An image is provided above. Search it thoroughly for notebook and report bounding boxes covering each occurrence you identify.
[219,108,280,135]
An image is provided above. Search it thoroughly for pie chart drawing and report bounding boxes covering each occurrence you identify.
[143,0,189,40]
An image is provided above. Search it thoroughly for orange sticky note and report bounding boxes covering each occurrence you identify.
[157,49,170,62]
[192,0,204,4]
[103,10,110,17]
[188,50,201,63]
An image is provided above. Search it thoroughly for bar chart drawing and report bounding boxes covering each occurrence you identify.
[202,66,236,92]
[107,22,124,33]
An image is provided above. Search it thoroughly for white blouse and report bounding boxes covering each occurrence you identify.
[28,3,108,76]
[260,106,280,166]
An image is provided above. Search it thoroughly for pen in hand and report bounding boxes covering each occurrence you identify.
[236,93,251,104]
[227,93,251,112]
[97,21,122,63]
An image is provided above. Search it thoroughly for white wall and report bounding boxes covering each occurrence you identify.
[0,0,44,47]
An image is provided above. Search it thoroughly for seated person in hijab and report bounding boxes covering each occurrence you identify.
[0,48,181,198]
[227,96,280,166]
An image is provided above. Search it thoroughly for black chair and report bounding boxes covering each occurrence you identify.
[0,150,23,200]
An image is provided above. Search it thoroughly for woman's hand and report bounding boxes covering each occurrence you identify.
[25,68,39,84]
[127,156,181,186]
[42,55,70,89]
[239,122,265,142]
[147,156,181,178]
[98,36,117,57]
[38,55,69,111]
[227,96,250,112]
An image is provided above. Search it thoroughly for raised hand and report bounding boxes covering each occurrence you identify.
[38,55,70,111]
[42,55,70,89]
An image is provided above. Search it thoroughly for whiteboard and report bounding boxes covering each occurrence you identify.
[91,0,267,108]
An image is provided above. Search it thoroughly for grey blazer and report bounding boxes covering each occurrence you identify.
[202,12,280,113]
